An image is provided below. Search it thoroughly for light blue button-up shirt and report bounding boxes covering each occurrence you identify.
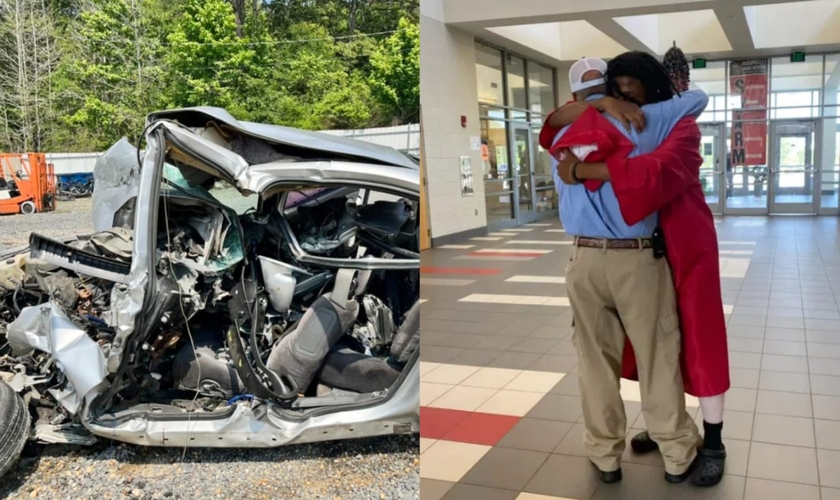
[553,90,708,238]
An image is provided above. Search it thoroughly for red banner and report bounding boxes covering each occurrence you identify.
[729,59,768,165]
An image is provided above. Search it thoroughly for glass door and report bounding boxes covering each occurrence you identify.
[818,121,839,215]
[510,122,538,224]
[725,119,770,215]
[531,122,558,216]
[699,123,725,214]
[769,120,818,214]
[481,118,516,228]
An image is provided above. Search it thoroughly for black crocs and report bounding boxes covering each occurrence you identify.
[690,446,726,487]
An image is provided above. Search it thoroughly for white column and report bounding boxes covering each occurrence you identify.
[420,4,488,239]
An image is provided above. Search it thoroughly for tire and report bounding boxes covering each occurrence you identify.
[0,381,29,479]
[19,201,35,215]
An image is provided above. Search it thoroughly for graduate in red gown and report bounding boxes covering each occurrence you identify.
[542,50,729,487]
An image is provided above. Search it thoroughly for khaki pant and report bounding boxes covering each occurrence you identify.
[566,244,699,476]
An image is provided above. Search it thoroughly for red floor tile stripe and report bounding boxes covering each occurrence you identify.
[442,411,521,446]
[467,251,544,257]
[420,266,501,276]
[420,407,472,439]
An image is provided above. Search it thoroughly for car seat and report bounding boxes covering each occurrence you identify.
[316,300,419,394]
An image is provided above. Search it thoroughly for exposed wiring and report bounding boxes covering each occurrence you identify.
[162,190,202,461]
[226,394,254,406]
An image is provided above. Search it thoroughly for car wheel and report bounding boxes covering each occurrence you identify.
[19,201,35,215]
[0,381,29,479]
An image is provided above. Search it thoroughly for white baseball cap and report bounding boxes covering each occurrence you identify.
[569,57,608,92]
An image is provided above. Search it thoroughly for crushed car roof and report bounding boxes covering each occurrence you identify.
[147,107,418,171]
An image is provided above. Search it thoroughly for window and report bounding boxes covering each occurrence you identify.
[475,43,504,106]
[772,91,820,119]
[474,42,558,226]
[480,118,511,183]
[479,104,505,120]
[528,62,555,115]
[506,55,527,110]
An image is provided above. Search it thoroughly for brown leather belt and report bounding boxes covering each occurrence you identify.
[574,237,654,250]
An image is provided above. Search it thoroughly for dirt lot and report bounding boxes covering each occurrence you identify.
[0,197,95,251]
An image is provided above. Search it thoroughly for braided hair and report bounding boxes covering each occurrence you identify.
[606,51,678,105]
[663,45,690,92]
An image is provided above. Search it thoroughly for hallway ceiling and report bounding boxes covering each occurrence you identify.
[438,0,840,66]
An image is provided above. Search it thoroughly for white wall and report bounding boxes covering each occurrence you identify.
[420,10,488,239]
[47,153,102,175]
[319,124,420,154]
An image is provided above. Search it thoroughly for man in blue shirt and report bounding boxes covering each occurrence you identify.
[549,56,709,486]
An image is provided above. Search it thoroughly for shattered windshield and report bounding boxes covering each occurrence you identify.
[160,164,245,274]
[162,163,258,215]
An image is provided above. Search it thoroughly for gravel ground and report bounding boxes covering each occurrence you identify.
[0,437,419,500]
[0,187,254,250]
[0,196,420,499]
[0,197,94,250]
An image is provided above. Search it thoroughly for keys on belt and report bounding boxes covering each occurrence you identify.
[574,237,654,249]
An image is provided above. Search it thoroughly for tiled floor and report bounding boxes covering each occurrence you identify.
[420,216,840,500]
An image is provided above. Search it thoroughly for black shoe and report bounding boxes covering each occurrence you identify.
[690,445,726,487]
[590,461,622,483]
[665,455,698,484]
[630,431,659,455]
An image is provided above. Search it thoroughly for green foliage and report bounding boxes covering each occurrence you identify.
[270,22,376,130]
[368,17,418,124]
[164,0,275,110]
[0,0,419,152]
[267,0,418,37]
[57,0,167,151]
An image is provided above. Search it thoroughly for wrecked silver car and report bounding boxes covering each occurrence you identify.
[0,107,419,477]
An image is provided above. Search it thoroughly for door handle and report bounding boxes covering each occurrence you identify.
[712,170,724,174]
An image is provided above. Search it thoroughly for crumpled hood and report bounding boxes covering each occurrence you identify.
[147,107,418,171]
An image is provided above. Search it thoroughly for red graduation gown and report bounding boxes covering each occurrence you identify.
[541,109,730,398]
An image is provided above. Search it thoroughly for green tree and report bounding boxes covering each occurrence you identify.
[271,22,374,130]
[0,0,420,151]
[368,17,418,124]
[164,0,274,111]
[55,0,167,151]
[266,0,418,37]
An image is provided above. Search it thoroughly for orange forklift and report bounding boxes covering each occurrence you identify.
[0,153,57,215]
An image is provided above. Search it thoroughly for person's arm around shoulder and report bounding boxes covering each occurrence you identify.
[546,97,646,132]
[642,89,709,140]
[644,89,709,119]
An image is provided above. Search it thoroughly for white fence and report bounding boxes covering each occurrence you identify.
[46,124,420,176]
[46,152,102,176]
[319,124,420,156]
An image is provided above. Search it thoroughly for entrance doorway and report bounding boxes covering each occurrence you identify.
[699,123,726,214]
[720,119,824,215]
[483,121,544,230]
[768,120,818,214]
[509,122,540,225]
